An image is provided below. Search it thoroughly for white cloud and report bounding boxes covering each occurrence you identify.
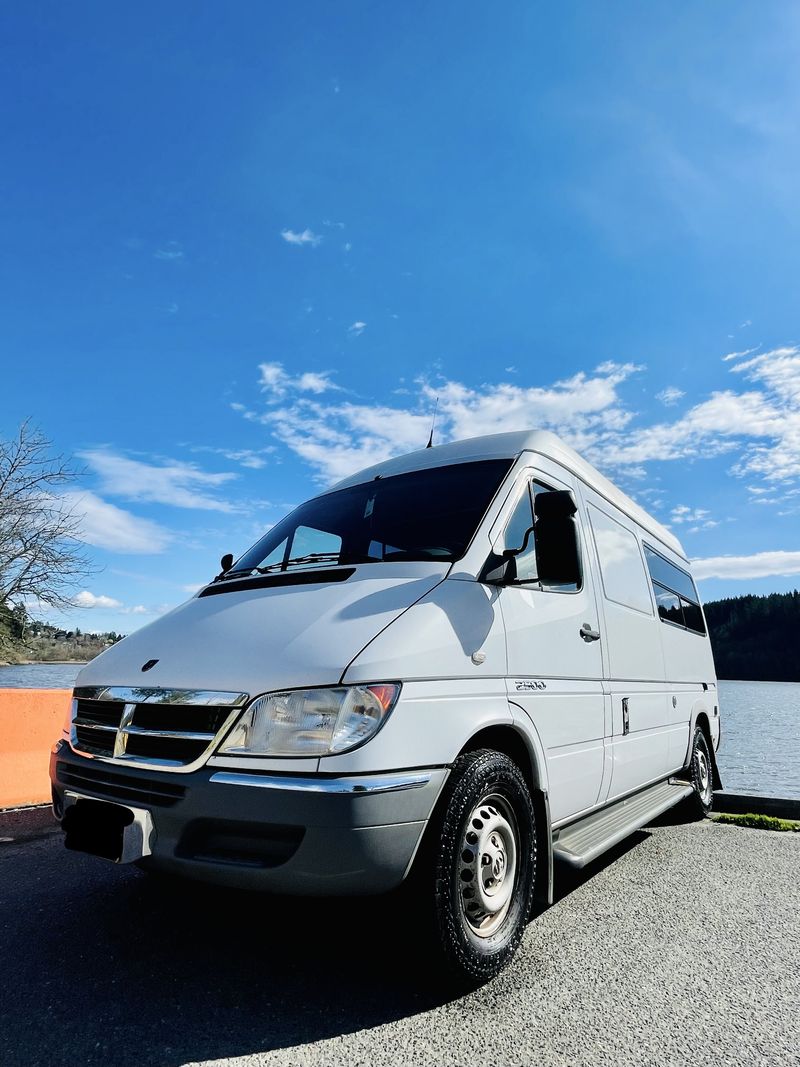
[670,505,713,525]
[62,491,171,554]
[258,362,340,401]
[79,451,238,512]
[256,362,642,484]
[73,591,123,610]
[692,550,800,580]
[238,347,800,501]
[280,228,322,247]
[655,386,685,406]
[348,321,366,336]
[122,604,149,615]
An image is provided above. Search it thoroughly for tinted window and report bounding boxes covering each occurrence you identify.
[681,598,706,635]
[654,584,683,626]
[643,547,698,603]
[230,459,513,576]
[645,545,706,635]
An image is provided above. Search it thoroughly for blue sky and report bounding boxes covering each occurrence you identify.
[2,2,800,634]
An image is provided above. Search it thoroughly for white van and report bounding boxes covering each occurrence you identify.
[51,430,721,983]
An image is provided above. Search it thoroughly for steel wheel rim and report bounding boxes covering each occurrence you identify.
[696,747,712,803]
[458,793,519,938]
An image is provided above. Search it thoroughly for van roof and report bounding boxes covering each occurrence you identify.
[326,429,686,560]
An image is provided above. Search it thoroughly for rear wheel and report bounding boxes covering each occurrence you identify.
[687,726,714,817]
[421,748,536,986]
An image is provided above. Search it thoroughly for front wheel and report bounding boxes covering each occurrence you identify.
[687,726,714,818]
[423,749,536,986]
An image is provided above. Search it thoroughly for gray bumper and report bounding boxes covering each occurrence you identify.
[50,743,448,895]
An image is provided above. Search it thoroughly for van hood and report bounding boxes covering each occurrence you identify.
[76,563,448,696]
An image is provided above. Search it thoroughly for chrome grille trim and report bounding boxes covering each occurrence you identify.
[122,725,217,741]
[69,687,249,773]
[74,686,249,707]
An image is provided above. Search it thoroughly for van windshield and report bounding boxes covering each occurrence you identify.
[226,459,513,578]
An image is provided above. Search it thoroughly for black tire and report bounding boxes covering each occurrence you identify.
[687,726,714,818]
[419,748,536,986]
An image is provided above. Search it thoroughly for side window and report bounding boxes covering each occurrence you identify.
[501,484,538,582]
[644,546,706,635]
[588,505,653,615]
[500,480,582,591]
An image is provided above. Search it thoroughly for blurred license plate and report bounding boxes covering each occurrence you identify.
[62,796,152,863]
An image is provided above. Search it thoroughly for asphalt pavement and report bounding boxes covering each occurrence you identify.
[1,812,798,1067]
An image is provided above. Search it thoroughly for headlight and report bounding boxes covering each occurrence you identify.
[218,684,400,757]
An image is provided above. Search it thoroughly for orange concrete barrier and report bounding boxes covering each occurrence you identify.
[0,689,71,808]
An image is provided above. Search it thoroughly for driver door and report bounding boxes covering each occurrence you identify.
[496,463,606,825]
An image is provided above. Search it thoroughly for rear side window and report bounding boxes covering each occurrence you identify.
[644,546,706,635]
[588,505,653,614]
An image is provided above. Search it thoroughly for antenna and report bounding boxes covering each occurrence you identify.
[426,396,439,449]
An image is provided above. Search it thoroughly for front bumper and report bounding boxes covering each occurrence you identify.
[50,743,448,895]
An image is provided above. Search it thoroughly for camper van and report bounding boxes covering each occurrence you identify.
[50,430,721,983]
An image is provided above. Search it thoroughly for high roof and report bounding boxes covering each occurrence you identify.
[326,429,685,559]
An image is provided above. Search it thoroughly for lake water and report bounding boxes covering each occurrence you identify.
[716,680,800,800]
[0,662,85,689]
[0,666,797,799]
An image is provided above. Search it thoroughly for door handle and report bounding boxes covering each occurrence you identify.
[580,622,601,642]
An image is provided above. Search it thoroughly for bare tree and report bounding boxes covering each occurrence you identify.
[0,421,94,611]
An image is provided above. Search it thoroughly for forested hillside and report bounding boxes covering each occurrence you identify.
[704,591,800,682]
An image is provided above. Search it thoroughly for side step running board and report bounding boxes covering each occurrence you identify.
[552,779,694,869]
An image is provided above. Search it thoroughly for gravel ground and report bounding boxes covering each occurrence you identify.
[1,814,798,1067]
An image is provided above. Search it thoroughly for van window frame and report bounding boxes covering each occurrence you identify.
[642,542,706,637]
[496,476,584,596]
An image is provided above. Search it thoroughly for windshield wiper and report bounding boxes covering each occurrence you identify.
[219,551,370,582]
[259,552,343,573]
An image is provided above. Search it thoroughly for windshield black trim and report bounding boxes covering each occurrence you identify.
[198,568,356,598]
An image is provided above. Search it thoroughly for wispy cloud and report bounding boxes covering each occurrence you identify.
[258,362,340,401]
[280,228,322,247]
[656,386,685,406]
[62,490,171,554]
[79,451,238,512]
[190,446,275,471]
[154,242,184,261]
[348,321,366,336]
[722,345,760,362]
[692,550,800,580]
[670,505,718,532]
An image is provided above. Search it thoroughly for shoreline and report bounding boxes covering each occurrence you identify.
[0,660,89,668]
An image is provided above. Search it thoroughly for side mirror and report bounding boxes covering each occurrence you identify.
[481,550,518,585]
[220,552,234,573]
[533,491,581,588]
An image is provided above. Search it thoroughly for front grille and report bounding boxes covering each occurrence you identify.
[70,687,249,771]
[57,761,186,807]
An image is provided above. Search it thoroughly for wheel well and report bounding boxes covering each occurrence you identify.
[459,725,538,795]
[459,724,552,907]
[693,710,722,790]
[694,711,712,748]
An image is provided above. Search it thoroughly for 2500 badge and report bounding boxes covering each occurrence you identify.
[515,680,547,691]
